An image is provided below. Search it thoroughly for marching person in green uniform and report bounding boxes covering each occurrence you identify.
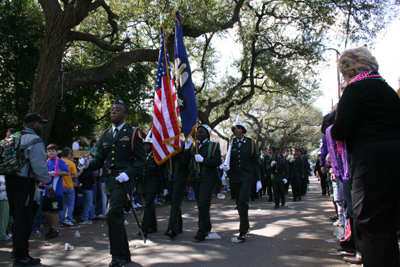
[137,131,162,237]
[299,148,310,197]
[164,139,191,239]
[263,147,274,201]
[288,148,304,201]
[270,146,287,209]
[183,125,221,241]
[79,96,145,267]
[223,119,261,241]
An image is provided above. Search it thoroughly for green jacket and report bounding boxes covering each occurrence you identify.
[263,153,273,176]
[163,149,190,186]
[88,124,146,192]
[288,155,304,180]
[227,136,261,184]
[270,154,285,182]
[184,140,221,182]
[138,152,162,194]
[301,155,310,177]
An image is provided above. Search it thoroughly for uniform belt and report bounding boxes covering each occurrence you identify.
[107,169,124,176]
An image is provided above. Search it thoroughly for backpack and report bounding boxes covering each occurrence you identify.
[0,130,42,175]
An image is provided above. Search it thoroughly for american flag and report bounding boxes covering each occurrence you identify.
[152,25,182,165]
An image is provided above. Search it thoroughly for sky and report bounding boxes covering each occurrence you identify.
[315,20,400,114]
[213,20,400,116]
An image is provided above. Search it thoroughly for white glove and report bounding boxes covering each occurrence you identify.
[256,181,262,192]
[194,154,204,163]
[164,189,169,196]
[282,178,288,184]
[222,165,230,171]
[115,172,129,183]
[184,139,192,149]
[270,161,276,167]
[79,157,89,169]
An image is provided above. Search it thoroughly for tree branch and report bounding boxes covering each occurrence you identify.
[67,31,128,51]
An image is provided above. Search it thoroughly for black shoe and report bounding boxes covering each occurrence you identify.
[164,229,176,238]
[335,244,355,253]
[293,198,297,201]
[137,230,147,238]
[44,227,54,239]
[109,259,126,267]
[298,197,301,201]
[193,234,205,241]
[274,205,279,209]
[147,228,158,234]
[238,232,247,241]
[268,197,273,202]
[13,255,41,267]
[329,215,338,221]
[281,202,285,207]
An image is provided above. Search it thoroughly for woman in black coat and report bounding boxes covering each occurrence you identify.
[331,46,400,267]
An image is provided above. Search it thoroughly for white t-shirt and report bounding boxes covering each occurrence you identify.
[72,141,80,150]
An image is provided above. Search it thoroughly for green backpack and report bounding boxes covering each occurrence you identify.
[0,131,42,175]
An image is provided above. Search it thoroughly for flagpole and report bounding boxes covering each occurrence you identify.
[194,129,201,172]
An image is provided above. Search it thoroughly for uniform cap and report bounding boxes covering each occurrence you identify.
[144,130,152,144]
[197,125,212,136]
[269,145,278,151]
[114,95,128,112]
[231,114,247,132]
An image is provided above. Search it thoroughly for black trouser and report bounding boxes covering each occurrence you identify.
[230,182,253,233]
[320,172,328,195]
[191,180,217,237]
[284,177,290,194]
[5,175,36,259]
[106,185,130,261]
[272,180,285,206]
[141,192,157,232]
[167,181,187,235]
[266,175,273,199]
[291,177,301,200]
[351,140,400,267]
[261,177,267,195]
[301,176,308,196]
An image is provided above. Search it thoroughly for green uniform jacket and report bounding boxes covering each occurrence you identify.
[227,137,261,184]
[88,124,146,191]
[259,159,265,178]
[138,152,162,194]
[164,150,190,186]
[263,153,273,176]
[271,154,285,182]
[183,140,221,182]
[288,155,304,180]
[301,155,310,176]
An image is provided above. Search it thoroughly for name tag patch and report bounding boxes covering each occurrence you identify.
[119,136,130,141]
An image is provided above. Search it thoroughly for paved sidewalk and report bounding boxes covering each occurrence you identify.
[0,177,359,266]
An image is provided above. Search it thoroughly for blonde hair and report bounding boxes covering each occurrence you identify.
[339,47,379,78]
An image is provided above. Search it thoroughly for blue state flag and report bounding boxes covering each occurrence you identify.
[174,9,198,138]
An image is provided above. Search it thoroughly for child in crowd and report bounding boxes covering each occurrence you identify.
[79,154,97,224]
[60,147,82,226]
[43,144,69,239]
[0,175,10,241]
[72,137,80,151]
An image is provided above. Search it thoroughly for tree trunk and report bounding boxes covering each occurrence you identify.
[29,22,68,144]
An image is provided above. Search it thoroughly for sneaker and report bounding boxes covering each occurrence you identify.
[96,214,105,219]
[13,255,41,267]
[79,220,93,225]
[136,203,142,208]
[46,230,61,239]
[71,219,77,223]
[132,203,138,209]
[31,230,41,236]
[63,220,74,226]
[44,227,55,239]
[333,220,344,227]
